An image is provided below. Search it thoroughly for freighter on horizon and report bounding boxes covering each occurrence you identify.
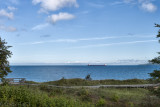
[88,64,106,66]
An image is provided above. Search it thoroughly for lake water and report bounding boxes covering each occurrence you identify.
[8,65,160,82]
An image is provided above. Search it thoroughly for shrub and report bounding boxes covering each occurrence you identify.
[153,86,160,98]
[112,94,119,102]
[52,88,63,95]
[39,85,51,92]
[96,98,106,107]
[85,74,92,81]
[77,88,91,102]
[0,86,89,107]
[1,78,9,86]
[128,102,134,107]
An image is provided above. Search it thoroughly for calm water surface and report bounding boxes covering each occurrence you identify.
[8,65,160,82]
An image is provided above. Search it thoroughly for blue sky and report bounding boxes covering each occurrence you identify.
[0,0,160,65]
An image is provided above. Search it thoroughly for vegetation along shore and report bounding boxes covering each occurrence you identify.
[0,78,160,107]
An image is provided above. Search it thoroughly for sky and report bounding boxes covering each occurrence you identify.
[0,0,160,65]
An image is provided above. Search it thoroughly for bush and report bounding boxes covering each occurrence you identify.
[0,86,89,107]
[1,78,9,86]
[77,88,91,102]
[96,98,106,107]
[39,85,52,92]
[128,102,134,107]
[112,94,119,102]
[153,86,160,98]
[85,74,92,81]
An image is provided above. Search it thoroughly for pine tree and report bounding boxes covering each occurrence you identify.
[0,37,12,79]
[149,24,160,82]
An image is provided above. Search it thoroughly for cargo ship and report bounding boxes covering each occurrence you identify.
[88,64,106,66]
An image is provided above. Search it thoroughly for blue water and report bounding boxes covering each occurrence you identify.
[8,65,160,82]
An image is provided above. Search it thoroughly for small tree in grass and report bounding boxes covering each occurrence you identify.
[149,24,160,82]
[0,37,12,81]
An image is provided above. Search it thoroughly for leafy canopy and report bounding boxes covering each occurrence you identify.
[0,37,12,79]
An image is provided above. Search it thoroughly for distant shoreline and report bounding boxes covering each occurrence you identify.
[10,64,155,66]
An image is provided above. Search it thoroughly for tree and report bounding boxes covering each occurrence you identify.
[85,74,92,81]
[149,24,160,82]
[0,37,12,79]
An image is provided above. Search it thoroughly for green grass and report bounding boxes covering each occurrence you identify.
[41,78,151,86]
[0,85,93,107]
[2,78,159,107]
[28,84,160,107]
[24,81,39,84]
[0,84,160,107]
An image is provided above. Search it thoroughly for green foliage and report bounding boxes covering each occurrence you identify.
[128,102,134,107]
[1,78,9,86]
[0,37,12,79]
[39,85,52,92]
[0,86,53,106]
[0,86,91,107]
[149,70,160,82]
[155,24,160,38]
[153,87,160,98]
[112,94,119,102]
[149,24,160,84]
[43,78,150,86]
[149,24,160,99]
[149,24,160,64]
[77,88,91,101]
[0,85,160,107]
[85,74,92,81]
[24,81,39,84]
[96,98,106,107]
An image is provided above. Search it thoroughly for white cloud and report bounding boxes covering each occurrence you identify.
[32,0,78,12]
[112,0,157,12]
[19,35,154,45]
[0,9,14,19]
[48,12,75,24]
[138,0,157,12]
[141,2,157,12]
[8,6,17,11]
[111,59,148,65]
[32,23,49,30]
[0,25,17,32]
[72,40,157,48]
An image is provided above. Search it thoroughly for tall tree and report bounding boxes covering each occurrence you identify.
[149,24,160,82]
[0,37,12,79]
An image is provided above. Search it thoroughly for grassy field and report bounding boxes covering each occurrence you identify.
[0,83,160,107]
[1,78,159,107]
[36,85,160,107]
[25,78,151,86]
